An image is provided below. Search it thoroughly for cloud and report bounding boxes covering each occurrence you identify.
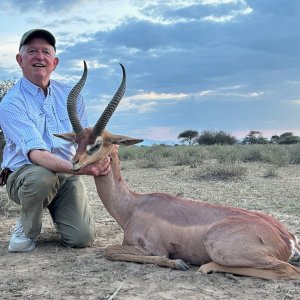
[288,100,300,105]
[84,85,263,118]
[139,0,252,24]
[1,0,84,13]
[1,0,300,141]
[86,99,157,114]
[126,91,188,101]
[193,89,264,99]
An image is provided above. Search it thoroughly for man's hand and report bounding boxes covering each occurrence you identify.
[29,149,111,176]
[79,156,111,176]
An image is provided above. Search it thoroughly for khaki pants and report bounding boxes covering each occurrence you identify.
[6,164,95,247]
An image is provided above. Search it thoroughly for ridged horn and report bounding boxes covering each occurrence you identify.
[92,63,126,136]
[67,60,87,134]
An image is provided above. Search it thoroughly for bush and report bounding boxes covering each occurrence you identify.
[288,144,300,164]
[207,144,241,163]
[272,132,300,144]
[262,166,279,178]
[0,79,16,164]
[137,152,163,169]
[196,130,237,145]
[195,163,247,180]
[260,144,290,166]
[172,146,206,167]
[135,145,171,169]
[118,146,143,161]
[240,145,264,162]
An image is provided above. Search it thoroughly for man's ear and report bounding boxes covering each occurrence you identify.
[53,57,59,70]
[16,53,23,69]
[53,132,76,142]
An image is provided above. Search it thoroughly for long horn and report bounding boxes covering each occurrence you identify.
[92,63,126,136]
[67,60,88,134]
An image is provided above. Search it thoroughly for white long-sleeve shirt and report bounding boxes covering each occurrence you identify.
[0,77,88,171]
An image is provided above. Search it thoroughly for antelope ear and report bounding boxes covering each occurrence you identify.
[110,134,143,146]
[53,132,76,142]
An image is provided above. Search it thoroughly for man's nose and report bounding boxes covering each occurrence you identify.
[35,51,44,59]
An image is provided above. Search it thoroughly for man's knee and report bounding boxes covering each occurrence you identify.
[21,166,59,206]
[59,223,95,248]
[24,166,58,194]
[7,165,59,207]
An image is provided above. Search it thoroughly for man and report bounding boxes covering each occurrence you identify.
[0,29,110,252]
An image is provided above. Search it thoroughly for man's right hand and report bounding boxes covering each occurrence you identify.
[79,156,111,176]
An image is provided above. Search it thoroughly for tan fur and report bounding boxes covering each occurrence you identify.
[93,144,300,280]
[56,129,300,280]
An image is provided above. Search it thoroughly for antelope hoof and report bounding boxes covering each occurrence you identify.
[198,263,213,274]
[175,259,189,271]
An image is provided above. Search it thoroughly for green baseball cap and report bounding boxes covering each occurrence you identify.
[19,29,56,51]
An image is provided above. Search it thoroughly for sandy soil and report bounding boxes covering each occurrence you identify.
[1,159,300,299]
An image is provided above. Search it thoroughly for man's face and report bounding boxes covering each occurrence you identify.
[16,38,59,88]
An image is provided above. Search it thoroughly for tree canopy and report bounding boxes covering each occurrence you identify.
[196,130,237,145]
[178,130,199,145]
[0,79,16,163]
[242,130,268,145]
[270,132,300,144]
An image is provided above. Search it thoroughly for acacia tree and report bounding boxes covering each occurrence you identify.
[270,135,280,144]
[196,130,237,145]
[177,130,199,145]
[271,132,300,144]
[242,130,268,145]
[0,79,16,162]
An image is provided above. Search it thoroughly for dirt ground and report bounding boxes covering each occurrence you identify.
[1,159,300,299]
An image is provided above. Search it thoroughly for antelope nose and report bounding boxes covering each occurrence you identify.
[72,158,79,164]
[72,159,79,168]
[72,164,81,172]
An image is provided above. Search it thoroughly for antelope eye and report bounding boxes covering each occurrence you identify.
[86,143,102,155]
[93,144,101,150]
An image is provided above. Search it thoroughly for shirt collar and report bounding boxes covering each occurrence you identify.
[21,77,53,96]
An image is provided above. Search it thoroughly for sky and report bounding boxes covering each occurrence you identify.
[1,0,300,144]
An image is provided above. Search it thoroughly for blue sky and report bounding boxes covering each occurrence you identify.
[1,0,300,144]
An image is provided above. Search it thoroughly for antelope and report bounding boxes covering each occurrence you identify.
[54,61,300,280]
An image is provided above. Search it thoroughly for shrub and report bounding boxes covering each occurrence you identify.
[195,163,247,180]
[172,146,206,167]
[118,146,143,161]
[260,144,290,166]
[136,145,169,169]
[262,166,279,178]
[196,130,237,145]
[0,79,16,164]
[137,152,163,169]
[240,145,264,162]
[272,132,300,144]
[207,144,241,163]
[288,144,300,164]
